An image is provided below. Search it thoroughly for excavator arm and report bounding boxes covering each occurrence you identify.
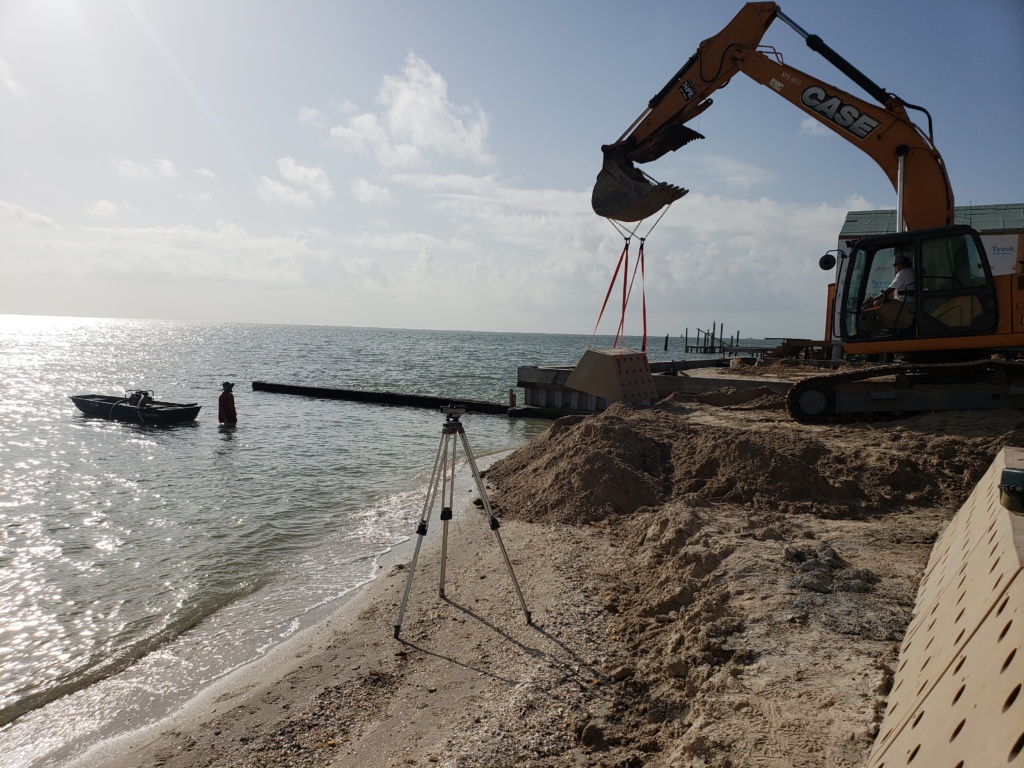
[594,1,954,229]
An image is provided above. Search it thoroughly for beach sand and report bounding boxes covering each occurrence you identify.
[71,385,1023,768]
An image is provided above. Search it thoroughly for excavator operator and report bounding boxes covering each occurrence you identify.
[859,251,916,334]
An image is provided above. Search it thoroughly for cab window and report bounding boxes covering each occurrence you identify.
[917,233,997,334]
[840,244,901,337]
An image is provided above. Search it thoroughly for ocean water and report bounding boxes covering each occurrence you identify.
[0,315,719,768]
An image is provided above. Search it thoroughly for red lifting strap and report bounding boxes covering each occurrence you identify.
[590,240,629,345]
[590,238,648,353]
[615,247,629,347]
[639,239,648,352]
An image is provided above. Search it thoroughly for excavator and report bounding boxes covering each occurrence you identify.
[592,1,1024,423]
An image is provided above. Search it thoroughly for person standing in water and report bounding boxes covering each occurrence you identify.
[218,381,237,424]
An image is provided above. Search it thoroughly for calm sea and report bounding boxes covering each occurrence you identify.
[0,316,725,767]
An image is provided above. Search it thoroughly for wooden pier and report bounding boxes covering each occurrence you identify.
[683,323,777,356]
[683,323,829,360]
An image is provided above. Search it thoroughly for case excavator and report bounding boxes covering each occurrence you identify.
[592,1,1024,423]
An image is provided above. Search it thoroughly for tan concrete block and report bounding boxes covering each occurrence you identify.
[564,348,657,404]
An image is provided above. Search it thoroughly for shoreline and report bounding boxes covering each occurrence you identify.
[62,452,512,768]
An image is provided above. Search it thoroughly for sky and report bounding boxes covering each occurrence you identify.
[2,0,1022,339]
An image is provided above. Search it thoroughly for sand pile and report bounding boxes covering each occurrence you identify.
[488,398,1017,523]
[482,399,1023,766]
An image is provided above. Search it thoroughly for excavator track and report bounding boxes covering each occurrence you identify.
[787,359,1024,424]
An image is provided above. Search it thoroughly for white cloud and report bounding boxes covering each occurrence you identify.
[331,113,389,158]
[35,220,405,297]
[0,59,28,98]
[683,155,772,189]
[115,158,150,178]
[298,107,325,128]
[87,200,121,217]
[256,158,333,209]
[352,178,394,205]
[197,167,216,179]
[800,118,831,137]
[347,229,473,254]
[113,158,179,179]
[0,200,57,229]
[277,157,333,200]
[180,191,214,206]
[156,159,178,178]
[651,193,852,325]
[330,53,494,169]
[4,180,862,336]
[391,172,500,194]
[69,221,329,288]
[256,176,314,209]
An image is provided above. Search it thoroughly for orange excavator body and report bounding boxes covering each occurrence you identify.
[592,1,953,230]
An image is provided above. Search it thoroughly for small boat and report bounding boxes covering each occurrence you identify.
[69,390,202,425]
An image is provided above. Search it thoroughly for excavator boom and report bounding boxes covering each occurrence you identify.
[593,2,954,229]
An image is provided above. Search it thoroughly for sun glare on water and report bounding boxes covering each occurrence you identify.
[0,314,106,338]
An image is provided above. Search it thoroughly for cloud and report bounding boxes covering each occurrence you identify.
[800,118,831,137]
[346,229,473,254]
[256,176,314,209]
[390,172,500,194]
[330,53,494,169]
[41,220,406,297]
[0,59,28,98]
[277,157,333,200]
[87,200,121,217]
[197,167,216,179]
[0,200,58,229]
[4,147,867,336]
[683,155,772,189]
[114,159,149,178]
[352,178,394,205]
[113,158,179,179]
[298,107,325,128]
[256,158,333,209]
[156,159,178,178]
[180,192,214,206]
[650,193,855,326]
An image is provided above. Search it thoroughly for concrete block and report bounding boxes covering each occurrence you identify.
[564,348,657,405]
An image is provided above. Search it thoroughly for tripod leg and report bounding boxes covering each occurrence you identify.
[394,430,450,639]
[438,429,456,598]
[393,521,427,639]
[458,429,533,625]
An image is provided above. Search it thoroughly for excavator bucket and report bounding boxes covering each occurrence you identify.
[591,155,688,222]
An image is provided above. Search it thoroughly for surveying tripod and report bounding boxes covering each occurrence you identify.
[393,406,531,639]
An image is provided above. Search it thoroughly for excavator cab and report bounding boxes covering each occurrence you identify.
[838,225,1000,346]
